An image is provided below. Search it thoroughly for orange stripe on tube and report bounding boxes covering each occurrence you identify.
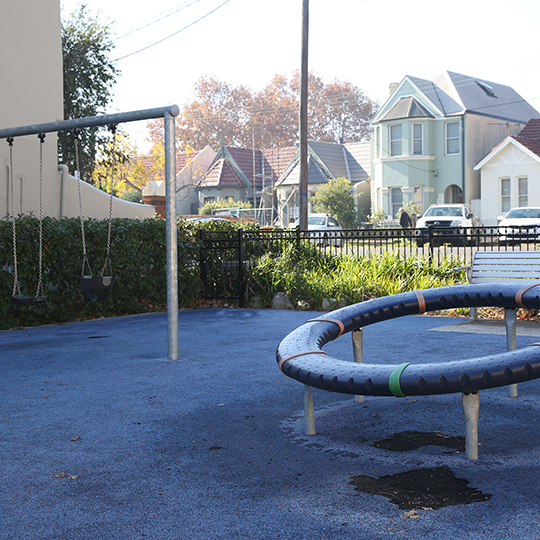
[413,290,426,314]
[305,318,345,339]
[278,350,328,373]
[515,283,540,308]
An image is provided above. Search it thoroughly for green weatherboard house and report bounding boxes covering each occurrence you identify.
[370,71,540,220]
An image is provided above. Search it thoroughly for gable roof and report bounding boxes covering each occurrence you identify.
[375,71,540,124]
[515,118,540,156]
[276,140,370,187]
[198,144,297,190]
[378,96,435,122]
[198,158,244,187]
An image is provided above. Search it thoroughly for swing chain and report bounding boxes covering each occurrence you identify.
[73,129,91,277]
[7,137,21,297]
[102,124,116,277]
[35,133,46,298]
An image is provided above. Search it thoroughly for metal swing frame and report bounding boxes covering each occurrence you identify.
[0,106,180,360]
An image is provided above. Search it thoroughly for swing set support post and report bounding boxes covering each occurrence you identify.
[0,105,180,361]
[164,110,178,360]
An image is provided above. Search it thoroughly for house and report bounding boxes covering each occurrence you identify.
[196,143,296,221]
[370,71,540,220]
[274,140,371,226]
[474,119,540,222]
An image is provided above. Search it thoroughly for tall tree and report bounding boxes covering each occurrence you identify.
[312,177,357,229]
[167,72,378,150]
[59,4,119,181]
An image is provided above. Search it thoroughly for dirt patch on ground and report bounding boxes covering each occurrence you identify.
[372,430,465,453]
[350,466,491,510]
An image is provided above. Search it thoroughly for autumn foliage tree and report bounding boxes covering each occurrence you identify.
[147,72,379,151]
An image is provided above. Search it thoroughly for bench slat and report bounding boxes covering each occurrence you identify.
[467,251,540,284]
[474,252,540,260]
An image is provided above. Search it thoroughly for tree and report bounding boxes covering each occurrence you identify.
[91,130,152,197]
[59,4,119,181]
[312,177,357,229]
[159,72,379,151]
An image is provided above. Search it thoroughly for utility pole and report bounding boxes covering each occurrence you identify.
[299,0,309,230]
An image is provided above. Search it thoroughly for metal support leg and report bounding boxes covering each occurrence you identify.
[470,306,478,321]
[505,308,518,397]
[352,328,364,403]
[304,385,316,436]
[462,391,480,460]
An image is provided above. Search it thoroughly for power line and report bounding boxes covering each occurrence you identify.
[112,0,231,62]
[114,0,203,40]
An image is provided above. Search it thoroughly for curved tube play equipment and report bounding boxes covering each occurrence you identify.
[276,283,540,459]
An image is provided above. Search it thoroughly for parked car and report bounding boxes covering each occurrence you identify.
[288,213,343,246]
[415,204,477,246]
[498,207,540,245]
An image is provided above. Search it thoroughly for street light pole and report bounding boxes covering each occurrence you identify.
[299,0,309,230]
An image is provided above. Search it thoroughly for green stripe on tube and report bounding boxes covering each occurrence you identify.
[389,362,411,397]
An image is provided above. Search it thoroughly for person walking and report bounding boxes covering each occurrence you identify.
[399,207,412,229]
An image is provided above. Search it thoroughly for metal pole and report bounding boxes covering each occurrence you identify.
[165,111,178,360]
[0,105,180,139]
[298,0,309,231]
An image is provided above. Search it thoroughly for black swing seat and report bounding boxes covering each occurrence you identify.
[11,294,47,306]
[81,276,113,303]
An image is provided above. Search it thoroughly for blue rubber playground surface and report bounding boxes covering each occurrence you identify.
[2,308,540,539]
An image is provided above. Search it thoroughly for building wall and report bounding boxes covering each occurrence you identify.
[0,0,63,219]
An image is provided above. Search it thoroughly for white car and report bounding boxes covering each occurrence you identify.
[415,204,476,246]
[498,207,540,244]
[289,213,343,246]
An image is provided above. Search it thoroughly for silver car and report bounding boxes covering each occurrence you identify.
[289,213,343,246]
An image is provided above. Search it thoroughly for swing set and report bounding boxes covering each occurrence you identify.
[1,105,181,360]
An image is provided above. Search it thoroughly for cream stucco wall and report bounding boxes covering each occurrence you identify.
[0,1,154,220]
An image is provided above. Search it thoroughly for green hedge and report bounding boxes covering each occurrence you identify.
[0,216,205,330]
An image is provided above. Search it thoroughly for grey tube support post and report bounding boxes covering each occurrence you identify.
[352,329,364,403]
[462,391,480,460]
[304,385,316,435]
[505,308,518,397]
[164,111,178,360]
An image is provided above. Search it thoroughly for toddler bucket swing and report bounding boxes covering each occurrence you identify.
[7,134,47,306]
[74,126,116,303]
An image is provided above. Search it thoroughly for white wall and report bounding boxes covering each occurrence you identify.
[479,141,540,221]
[176,146,216,215]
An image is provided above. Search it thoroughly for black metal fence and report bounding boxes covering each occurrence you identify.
[199,226,540,305]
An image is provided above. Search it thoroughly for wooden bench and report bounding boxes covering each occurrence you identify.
[455,251,540,397]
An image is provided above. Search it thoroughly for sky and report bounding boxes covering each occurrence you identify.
[60,0,540,150]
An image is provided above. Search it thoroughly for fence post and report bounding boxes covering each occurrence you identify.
[238,228,245,307]
[199,229,207,298]
[428,225,434,261]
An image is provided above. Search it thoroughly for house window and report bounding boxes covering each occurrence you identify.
[390,124,402,156]
[501,178,511,213]
[518,177,528,207]
[390,187,403,218]
[446,122,459,155]
[413,123,423,155]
